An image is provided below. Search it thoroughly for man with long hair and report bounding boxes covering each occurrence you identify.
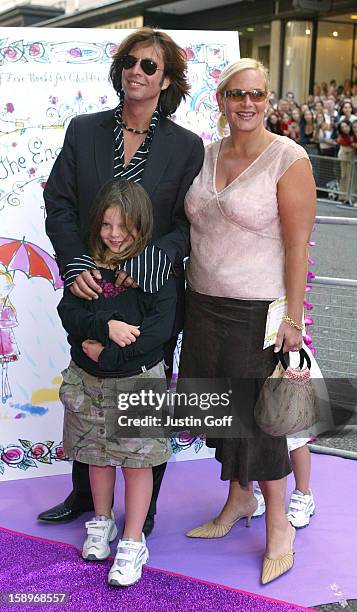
[40,27,204,535]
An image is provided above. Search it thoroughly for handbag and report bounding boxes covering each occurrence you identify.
[254,347,320,437]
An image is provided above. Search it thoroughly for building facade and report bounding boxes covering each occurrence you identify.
[1,0,356,101]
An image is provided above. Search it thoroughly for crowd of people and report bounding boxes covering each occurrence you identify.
[266,82,357,204]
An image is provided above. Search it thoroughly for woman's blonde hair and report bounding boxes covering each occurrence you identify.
[216,58,270,135]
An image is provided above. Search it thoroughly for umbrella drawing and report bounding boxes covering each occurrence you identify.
[0,236,63,403]
[0,236,63,289]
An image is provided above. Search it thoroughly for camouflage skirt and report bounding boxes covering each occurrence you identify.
[60,360,172,468]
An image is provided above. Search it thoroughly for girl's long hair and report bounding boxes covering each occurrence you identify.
[337,120,351,136]
[88,179,153,267]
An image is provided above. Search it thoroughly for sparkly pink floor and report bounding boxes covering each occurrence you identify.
[1,454,356,609]
[0,527,311,612]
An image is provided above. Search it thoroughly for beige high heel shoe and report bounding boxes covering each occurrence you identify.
[261,526,296,584]
[186,497,258,539]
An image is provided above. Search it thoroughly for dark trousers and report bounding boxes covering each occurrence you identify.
[65,336,178,515]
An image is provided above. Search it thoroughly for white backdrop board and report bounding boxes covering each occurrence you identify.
[0,28,239,480]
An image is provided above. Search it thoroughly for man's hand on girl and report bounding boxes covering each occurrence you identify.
[115,270,139,289]
[108,320,140,347]
[82,339,104,362]
[70,269,102,300]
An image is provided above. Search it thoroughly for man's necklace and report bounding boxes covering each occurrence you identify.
[122,122,149,135]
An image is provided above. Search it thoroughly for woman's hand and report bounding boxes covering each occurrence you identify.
[82,339,104,362]
[108,320,140,347]
[274,320,303,353]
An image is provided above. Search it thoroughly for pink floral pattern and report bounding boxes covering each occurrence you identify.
[170,433,204,454]
[29,43,41,57]
[0,440,68,475]
[0,435,202,472]
[98,279,127,299]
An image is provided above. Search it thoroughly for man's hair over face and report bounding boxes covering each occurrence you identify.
[109,27,190,117]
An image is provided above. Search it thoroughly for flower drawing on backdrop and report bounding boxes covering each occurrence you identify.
[170,432,205,455]
[0,439,67,475]
[0,39,115,65]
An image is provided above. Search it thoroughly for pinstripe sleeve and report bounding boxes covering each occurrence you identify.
[64,254,97,287]
[119,245,171,293]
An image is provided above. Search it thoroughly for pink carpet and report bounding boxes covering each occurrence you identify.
[0,454,356,608]
[0,527,313,612]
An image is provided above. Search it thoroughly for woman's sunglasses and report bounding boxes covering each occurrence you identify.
[121,54,163,76]
[223,89,268,101]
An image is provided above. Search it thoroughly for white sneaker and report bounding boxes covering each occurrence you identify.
[108,534,149,587]
[252,485,266,517]
[82,512,118,561]
[287,489,315,528]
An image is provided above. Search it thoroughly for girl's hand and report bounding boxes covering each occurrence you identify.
[274,320,303,353]
[108,320,140,347]
[115,270,139,289]
[82,339,104,362]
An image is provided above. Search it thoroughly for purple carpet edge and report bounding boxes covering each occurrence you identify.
[0,526,314,612]
[144,565,316,611]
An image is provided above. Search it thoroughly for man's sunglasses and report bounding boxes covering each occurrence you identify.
[223,89,268,100]
[121,54,163,76]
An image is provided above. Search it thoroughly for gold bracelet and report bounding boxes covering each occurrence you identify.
[283,314,304,332]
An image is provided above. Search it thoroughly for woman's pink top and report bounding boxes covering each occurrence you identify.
[184,135,309,300]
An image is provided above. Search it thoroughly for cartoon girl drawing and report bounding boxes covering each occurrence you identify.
[0,269,20,403]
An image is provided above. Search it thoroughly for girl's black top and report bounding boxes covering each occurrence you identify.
[57,267,177,377]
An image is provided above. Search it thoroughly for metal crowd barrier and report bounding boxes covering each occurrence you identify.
[311,216,357,378]
[309,154,357,206]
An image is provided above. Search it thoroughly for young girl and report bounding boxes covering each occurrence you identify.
[337,120,353,202]
[58,178,176,587]
[266,113,282,135]
[352,120,357,205]
[338,100,357,124]
[279,111,290,137]
[253,440,315,529]
[300,109,317,151]
[352,119,357,153]
[287,108,301,142]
